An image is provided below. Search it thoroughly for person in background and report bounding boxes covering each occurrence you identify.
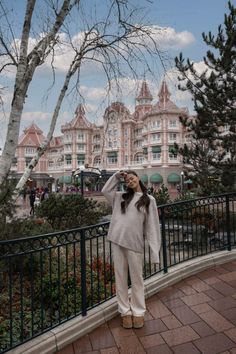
[29,188,36,215]
[102,170,161,329]
[41,187,49,202]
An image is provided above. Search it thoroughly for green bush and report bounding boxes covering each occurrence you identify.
[35,194,107,230]
[153,184,171,206]
[0,218,53,240]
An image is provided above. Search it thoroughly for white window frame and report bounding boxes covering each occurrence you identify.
[152,152,161,160]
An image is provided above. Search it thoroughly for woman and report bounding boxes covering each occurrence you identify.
[102,170,161,329]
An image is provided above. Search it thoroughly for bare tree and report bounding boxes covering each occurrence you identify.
[0,0,166,193]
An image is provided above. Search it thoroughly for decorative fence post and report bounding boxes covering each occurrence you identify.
[80,229,87,316]
[226,194,232,251]
[159,207,168,273]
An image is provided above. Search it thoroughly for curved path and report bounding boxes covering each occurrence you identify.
[57,261,236,354]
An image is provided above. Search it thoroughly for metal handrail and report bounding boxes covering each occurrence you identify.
[0,192,235,353]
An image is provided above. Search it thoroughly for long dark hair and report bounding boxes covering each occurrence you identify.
[121,170,150,214]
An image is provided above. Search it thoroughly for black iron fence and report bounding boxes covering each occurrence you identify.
[0,192,236,353]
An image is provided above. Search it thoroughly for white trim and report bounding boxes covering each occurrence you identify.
[9,250,236,354]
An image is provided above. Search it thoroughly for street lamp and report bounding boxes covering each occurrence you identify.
[181,171,184,194]
[80,165,85,196]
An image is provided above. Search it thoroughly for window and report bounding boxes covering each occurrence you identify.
[134,153,144,163]
[152,153,161,160]
[151,133,161,141]
[94,156,101,165]
[113,129,117,137]
[93,144,100,152]
[65,154,72,165]
[124,129,128,137]
[150,120,160,129]
[77,144,84,151]
[113,140,117,148]
[77,132,84,141]
[169,133,177,141]
[134,140,142,148]
[169,119,177,127]
[169,153,178,160]
[65,133,72,142]
[48,160,54,167]
[124,155,128,163]
[93,134,101,142]
[107,156,117,164]
[135,128,142,136]
[142,125,147,133]
[168,146,177,160]
[108,140,112,148]
[65,144,72,151]
[25,147,36,155]
[77,154,85,166]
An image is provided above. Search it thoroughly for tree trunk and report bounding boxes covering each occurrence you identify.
[15,58,80,194]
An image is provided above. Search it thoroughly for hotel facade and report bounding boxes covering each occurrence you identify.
[11,80,192,194]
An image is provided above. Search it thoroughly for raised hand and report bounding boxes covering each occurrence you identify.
[119,170,128,181]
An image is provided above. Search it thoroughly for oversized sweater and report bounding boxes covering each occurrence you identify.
[102,172,161,263]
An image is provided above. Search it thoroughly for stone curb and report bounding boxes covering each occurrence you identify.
[8,249,236,354]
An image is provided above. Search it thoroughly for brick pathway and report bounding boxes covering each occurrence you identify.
[56,261,236,354]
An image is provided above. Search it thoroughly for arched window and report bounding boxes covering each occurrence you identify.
[94,156,101,166]
[134,153,144,164]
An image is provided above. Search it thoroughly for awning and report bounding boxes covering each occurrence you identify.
[152,146,161,153]
[167,173,181,183]
[150,173,163,183]
[77,154,85,159]
[58,176,64,183]
[140,174,148,183]
[107,151,118,157]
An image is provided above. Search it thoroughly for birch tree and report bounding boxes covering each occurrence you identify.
[0,0,165,193]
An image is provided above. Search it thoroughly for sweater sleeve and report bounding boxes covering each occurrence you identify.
[144,197,161,263]
[101,171,121,206]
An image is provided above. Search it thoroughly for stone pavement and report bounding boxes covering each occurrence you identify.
[56,261,236,354]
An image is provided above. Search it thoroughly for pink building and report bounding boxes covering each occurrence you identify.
[11,80,192,195]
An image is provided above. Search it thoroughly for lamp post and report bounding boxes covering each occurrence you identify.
[80,165,85,196]
[181,171,184,194]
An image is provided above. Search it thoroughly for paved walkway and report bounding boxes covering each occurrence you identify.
[56,261,236,354]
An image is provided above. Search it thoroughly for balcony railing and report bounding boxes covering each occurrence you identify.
[0,193,235,353]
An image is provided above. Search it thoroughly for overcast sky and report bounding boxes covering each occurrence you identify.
[0,0,230,149]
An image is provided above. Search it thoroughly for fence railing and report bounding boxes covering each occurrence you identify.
[0,192,236,353]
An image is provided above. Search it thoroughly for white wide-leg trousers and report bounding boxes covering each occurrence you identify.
[112,243,146,317]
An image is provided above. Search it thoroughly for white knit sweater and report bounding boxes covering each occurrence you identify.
[102,172,161,263]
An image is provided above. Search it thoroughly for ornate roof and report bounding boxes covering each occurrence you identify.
[18,122,45,146]
[61,104,93,130]
[104,102,131,121]
[136,81,153,102]
[154,80,179,110]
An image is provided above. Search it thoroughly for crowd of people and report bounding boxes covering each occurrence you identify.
[21,186,50,215]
